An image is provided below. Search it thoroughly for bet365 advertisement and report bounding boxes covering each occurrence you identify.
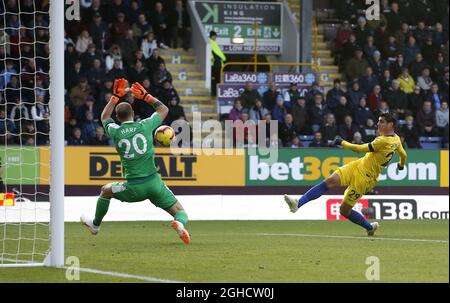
[246,149,448,187]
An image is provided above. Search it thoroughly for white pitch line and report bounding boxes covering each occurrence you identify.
[68,266,185,283]
[255,233,449,244]
[1,257,184,282]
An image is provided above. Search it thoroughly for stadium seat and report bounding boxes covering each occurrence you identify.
[299,135,314,147]
[419,137,443,149]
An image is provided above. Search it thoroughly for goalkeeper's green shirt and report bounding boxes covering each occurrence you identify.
[102,113,162,180]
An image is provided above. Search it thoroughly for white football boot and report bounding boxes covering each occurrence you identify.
[367,222,379,236]
[284,194,299,213]
[80,215,100,235]
[171,220,190,244]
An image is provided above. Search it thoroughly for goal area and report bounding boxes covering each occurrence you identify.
[0,0,64,267]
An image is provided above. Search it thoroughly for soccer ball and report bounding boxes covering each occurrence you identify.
[154,125,175,147]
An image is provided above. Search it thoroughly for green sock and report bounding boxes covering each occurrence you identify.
[93,197,110,226]
[174,211,188,225]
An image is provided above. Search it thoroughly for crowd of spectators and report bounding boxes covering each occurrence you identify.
[64,0,191,146]
[332,0,449,148]
[1,0,191,147]
[228,80,379,148]
[228,0,448,149]
[1,0,50,146]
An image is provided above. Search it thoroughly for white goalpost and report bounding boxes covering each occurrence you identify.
[0,0,64,268]
[46,0,64,268]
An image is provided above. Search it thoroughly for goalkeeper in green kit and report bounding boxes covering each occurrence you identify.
[81,79,190,244]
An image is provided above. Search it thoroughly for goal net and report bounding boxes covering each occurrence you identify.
[0,0,64,267]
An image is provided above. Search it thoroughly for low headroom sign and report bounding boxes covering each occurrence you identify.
[195,0,283,54]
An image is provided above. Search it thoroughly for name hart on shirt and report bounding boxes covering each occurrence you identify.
[120,127,137,135]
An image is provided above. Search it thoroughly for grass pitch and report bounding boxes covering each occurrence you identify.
[1,220,448,283]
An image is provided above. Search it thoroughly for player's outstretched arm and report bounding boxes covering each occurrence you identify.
[101,78,128,122]
[334,136,370,153]
[396,142,407,170]
[130,82,169,121]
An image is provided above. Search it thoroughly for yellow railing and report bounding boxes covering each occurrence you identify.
[220,61,327,86]
[312,16,319,64]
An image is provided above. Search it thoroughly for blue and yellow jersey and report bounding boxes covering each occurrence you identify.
[342,134,407,180]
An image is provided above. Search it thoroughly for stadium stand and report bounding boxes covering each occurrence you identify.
[225,0,448,148]
[0,0,448,149]
[1,0,195,147]
[307,0,449,149]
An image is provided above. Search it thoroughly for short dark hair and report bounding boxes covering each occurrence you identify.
[379,113,397,125]
[116,102,133,122]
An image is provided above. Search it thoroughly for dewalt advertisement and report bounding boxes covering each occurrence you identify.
[42,147,245,186]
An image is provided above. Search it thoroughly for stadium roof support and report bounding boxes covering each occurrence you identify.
[187,1,212,90]
[300,0,313,71]
[280,1,301,68]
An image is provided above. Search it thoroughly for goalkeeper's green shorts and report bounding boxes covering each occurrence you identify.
[111,173,177,210]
